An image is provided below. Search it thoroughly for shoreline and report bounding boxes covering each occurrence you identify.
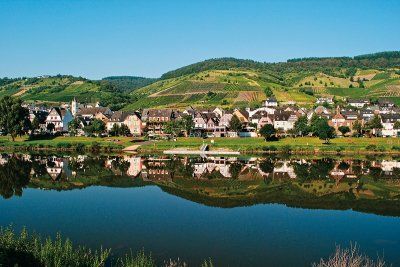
[3,136,400,156]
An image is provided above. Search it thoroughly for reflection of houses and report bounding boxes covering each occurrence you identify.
[124,156,143,177]
[193,157,237,178]
[46,157,72,180]
[272,161,296,179]
[141,158,172,181]
[329,161,361,181]
[380,160,400,177]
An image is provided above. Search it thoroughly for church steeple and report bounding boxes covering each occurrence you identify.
[71,97,79,116]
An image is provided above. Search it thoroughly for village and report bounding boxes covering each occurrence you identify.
[23,95,400,140]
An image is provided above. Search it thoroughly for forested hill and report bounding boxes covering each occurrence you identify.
[161,51,400,81]
[102,76,157,93]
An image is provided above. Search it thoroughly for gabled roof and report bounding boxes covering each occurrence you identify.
[76,107,111,116]
[109,111,141,122]
[274,110,292,121]
[381,113,400,123]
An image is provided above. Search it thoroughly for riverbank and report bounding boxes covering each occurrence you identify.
[0,136,134,152]
[138,136,400,155]
[2,136,400,155]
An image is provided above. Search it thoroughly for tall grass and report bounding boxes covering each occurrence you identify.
[0,227,213,267]
[313,244,388,267]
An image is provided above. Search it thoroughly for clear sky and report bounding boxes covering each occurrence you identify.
[1,0,399,79]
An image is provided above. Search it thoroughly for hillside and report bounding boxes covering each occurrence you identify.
[0,75,135,110]
[125,51,400,110]
[102,76,157,93]
[1,51,400,110]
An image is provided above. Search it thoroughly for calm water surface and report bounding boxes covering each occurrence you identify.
[0,153,400,266]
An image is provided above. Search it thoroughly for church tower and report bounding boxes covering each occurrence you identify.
[71,97,79,116]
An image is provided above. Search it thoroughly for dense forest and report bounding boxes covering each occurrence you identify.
[102,76,157,93]
[161,51,400,82]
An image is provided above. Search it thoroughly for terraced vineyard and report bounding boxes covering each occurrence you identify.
[2,52,400,110]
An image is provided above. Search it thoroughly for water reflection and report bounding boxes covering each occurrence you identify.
[1,153,400,216]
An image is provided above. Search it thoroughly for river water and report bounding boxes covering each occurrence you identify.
[0,153,399,266]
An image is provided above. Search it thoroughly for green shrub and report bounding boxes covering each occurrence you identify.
[74,143,85,152]
[281,145,292,154]
[365,144,377,151]
[56,142,72,149]
[392,145,400,151]
[90,141,101,151]
[263,145,277,152]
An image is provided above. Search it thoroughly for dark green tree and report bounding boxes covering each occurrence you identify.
[31,117,40,133]
[109,123,120,136]
[259,124,276,140]
[68,118,80,136]
[229,115,243,132]
[338,125,351,136]
[366,115,383,136]
[293,115,310,136]
[353,120,363,137]
[119,124,131,136]
[0,96,29,141]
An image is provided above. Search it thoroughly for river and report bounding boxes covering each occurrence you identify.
[0,153,399,266]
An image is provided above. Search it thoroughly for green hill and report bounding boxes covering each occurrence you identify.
[102,76,157,93]
[1,51,400,110]
[0,75,136,110]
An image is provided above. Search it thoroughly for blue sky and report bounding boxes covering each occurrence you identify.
[0,0,399,79]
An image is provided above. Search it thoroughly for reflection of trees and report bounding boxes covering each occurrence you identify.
[230,163,242,179]
[259,159,274,174]
[338,161,350,171]
[0,157,32,199]
[293,159,334,181]
[369,167,382,181]
[111,157,130,175]
[31,161,47,177]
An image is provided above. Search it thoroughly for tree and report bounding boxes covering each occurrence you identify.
[313,118,335,143]
[46,123,55,133]
[338,126,351,136]
[109,123,120,136]
[0,96,29,141]
[264,87,273,97]
[394,121,400,129]
[366,115,383,136]
[119,124,131,136]
[181,115,194,136]
[259,124,276,140]
[353,120,363,137]
[164,120,183,137]
[293,115,310,136]
[31,117,40,133]
[91,119,106,136]
[68,118,80,136]
[229,115,243,132]
[84,119,105,136]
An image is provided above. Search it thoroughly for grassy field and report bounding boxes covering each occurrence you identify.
[2,136,400,154]
[138,136,400,154]
[0,136,135,150]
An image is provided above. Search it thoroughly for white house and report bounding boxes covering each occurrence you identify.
[265,97,278,107]
[45,107,73,132]
[381,114,400,137]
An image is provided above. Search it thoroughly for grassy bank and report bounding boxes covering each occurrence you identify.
[0,227,213,267]
[3,135,400,155]
[0,136,134,152]
[138,136,400,154]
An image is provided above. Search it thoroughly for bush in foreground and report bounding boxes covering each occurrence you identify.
[313,244,388,267]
